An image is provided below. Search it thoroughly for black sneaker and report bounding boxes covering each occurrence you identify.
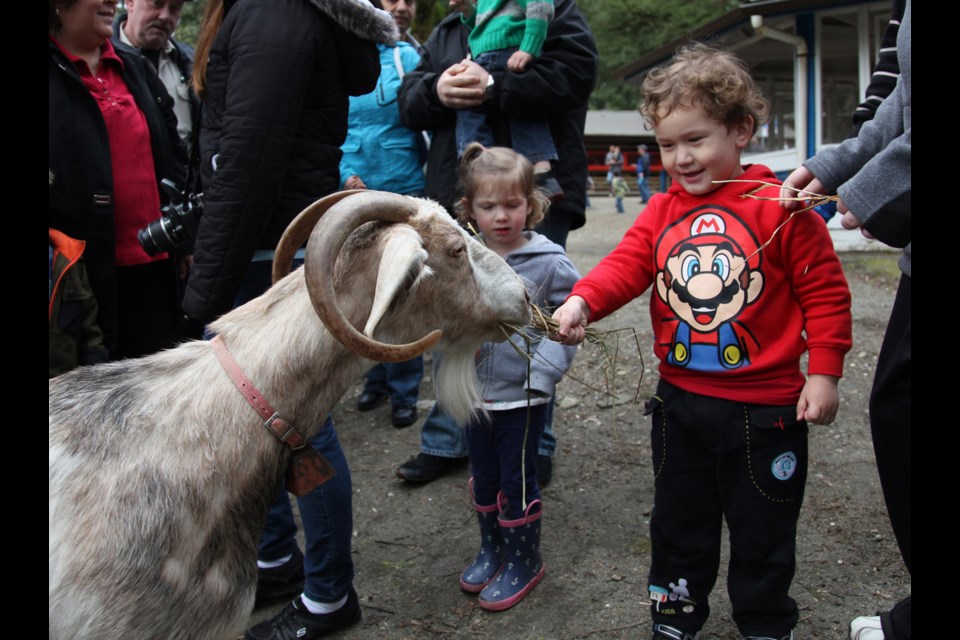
[254,548,305,610]
[245,589,362,640]
[357,390,388,412]
[391,404,418,428]
[652,623,701,640]
[536,454,553,488]
[535,170,565,201]
[395,452,468,483]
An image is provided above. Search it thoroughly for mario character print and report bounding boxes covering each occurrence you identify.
[655,206,765,372]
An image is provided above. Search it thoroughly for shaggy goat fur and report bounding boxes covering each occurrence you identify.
[49,198,530,640]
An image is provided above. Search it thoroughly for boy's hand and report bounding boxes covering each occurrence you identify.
[796,374,840,424]
[507,50,534,72]
[551,296,590,345]
[780,165,827,210]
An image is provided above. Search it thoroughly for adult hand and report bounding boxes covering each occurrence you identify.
[779,165,826,211]
[507,50,533,72]
[436,59,488,109]
[796,374,840,425]
[551,296,590,345]
[837,198,875,239]
[344,175,367,190]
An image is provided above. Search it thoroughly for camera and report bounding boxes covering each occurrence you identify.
[138,178,203,256]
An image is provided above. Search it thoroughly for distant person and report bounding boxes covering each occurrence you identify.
[553,43,852,640]
[394,0,597,486]
[604,144,622,195]
[344,0,426,430]
[610,166,628,214]
[781,3,910,639]
[382,0,419,47]
[635,143,651,203]
[112,0,199,151]
[454,143,579,610]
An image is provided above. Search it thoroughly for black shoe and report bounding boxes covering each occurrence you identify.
[357,390,388,412]
[391,404,418,428]
[245,589,362,640]
[536,454,553,488]
[395,452,468,483]
[652,623,701,640]
[535,170,565,201]
[254,548,305,610]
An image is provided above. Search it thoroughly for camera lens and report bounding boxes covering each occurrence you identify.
[137,216,178,256]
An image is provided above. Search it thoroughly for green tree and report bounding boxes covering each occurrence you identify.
[174,0,206,48]
[161,0,740,111]
[580,0,738,110]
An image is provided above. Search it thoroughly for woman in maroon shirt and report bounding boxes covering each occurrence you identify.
[49,0,188,359]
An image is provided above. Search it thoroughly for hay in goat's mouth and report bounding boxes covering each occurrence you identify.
[497,301,646,402]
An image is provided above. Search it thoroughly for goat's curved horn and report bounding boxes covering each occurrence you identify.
[272,189,364,284]
[304,190,442,363]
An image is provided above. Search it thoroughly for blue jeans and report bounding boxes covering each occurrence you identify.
[259,416,355,603]
[233,259,355,603]
[420,354,557,458]
[362,357,423,407]
[615,196,625,213]
[467,405,547,519]
[455,49,558,163]
[534,204,573,249]
[637,176,651,203]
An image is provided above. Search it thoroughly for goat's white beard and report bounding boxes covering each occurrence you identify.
[433,344,485,427]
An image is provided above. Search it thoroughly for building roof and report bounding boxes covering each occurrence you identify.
[584,110,654,137]
[613,0,869,82]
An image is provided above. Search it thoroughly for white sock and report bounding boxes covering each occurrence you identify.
[257,554,293,570]
[300,592,348,615]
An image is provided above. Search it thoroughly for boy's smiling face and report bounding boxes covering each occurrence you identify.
[655,105,753,196]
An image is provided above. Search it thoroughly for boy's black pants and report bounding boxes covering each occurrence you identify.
[645,380,807,638]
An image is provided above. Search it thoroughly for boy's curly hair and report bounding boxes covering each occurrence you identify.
[456,142,550,229]
[640,42,770,135]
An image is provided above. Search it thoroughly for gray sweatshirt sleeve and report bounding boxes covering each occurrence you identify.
[805,0,910,250]
[526,254,581,397]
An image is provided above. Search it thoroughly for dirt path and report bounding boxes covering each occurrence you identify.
[249,196,909,639]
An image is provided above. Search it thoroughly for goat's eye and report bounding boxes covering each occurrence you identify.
[449,240,467,258]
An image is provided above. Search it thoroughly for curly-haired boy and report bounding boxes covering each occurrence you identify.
[553,43,852,640]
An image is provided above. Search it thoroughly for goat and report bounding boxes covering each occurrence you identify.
[49,191,532,640]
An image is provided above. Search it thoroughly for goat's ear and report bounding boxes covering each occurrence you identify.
[364,226,428,337]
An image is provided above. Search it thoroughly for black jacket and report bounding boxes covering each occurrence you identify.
[397,0,597,230]
[182,0,395,323]
[48,38,188,354]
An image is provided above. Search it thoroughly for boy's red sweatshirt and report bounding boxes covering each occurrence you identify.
[572,164,852,405]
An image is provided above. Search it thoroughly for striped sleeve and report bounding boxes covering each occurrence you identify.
[851,0,905,132]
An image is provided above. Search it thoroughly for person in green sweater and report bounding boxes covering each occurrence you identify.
[610,166,628,214]
[455,0,563,199]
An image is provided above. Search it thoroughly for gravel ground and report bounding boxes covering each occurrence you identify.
[247,196,909,640]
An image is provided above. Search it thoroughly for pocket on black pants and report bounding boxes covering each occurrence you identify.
[743,405,808,504]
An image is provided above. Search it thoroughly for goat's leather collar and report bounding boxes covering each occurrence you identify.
[211,334,336,496]
[211,334,306,449]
